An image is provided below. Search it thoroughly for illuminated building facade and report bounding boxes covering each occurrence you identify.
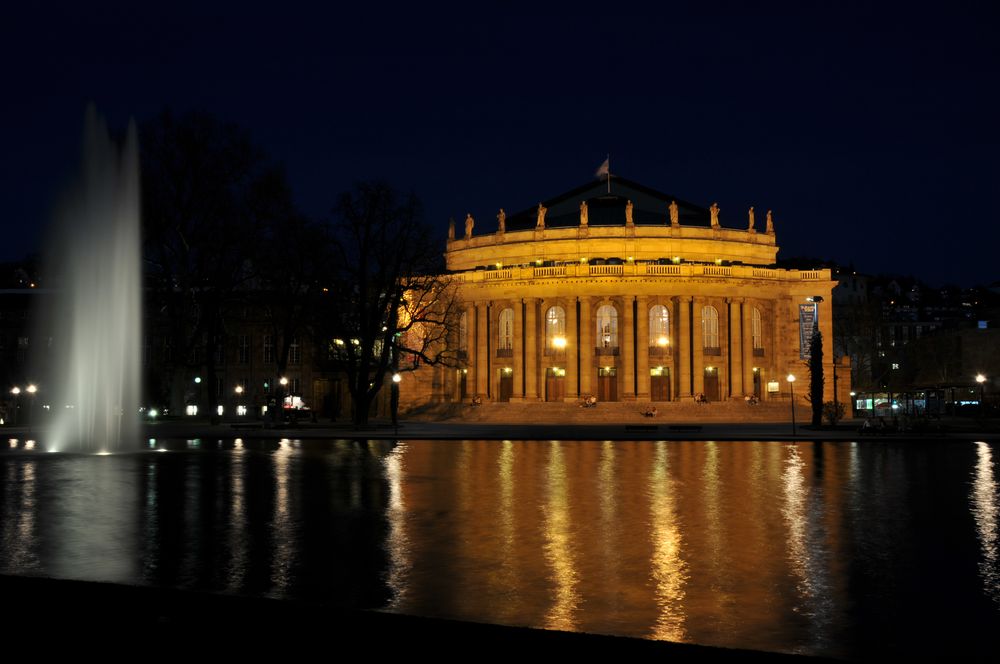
[406,176,844,410]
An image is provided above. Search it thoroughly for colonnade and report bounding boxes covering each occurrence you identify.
[454,294,778,404]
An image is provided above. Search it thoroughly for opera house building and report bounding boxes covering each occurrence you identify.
[407,176,844,415]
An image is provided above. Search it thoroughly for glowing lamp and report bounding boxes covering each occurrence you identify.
[553,336,567,349]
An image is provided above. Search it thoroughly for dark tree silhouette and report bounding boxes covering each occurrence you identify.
[141,110,294,421]
[322,182,457,425]
[809,330,824,426]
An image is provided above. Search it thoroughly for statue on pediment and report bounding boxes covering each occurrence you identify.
[448,217,455,240]
[748,206,755,231]
[766,209,774,233]
[497,208,506,233]
[465,213,474,239]
[580,201,588,226]
[536,203,547,229]
[625,199,634,226]
[710,202,720,228]
[669,200,679,226]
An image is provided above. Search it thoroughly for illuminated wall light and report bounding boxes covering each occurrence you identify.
[217,405,224,416]
[237,405,248,416]
[186,405,198,416]
[671,256,681,264]
[553,336,567,349]
[656,335,669,346]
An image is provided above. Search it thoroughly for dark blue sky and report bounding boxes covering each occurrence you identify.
[3,2,998,286]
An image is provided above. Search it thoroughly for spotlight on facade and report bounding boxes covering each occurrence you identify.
[553,336,567,349]
[656,335,669,347]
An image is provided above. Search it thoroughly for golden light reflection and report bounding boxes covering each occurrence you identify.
[385,442,411,609]
[8,461,39,571]
[270,438,295,594]
[649,442,688,642]
[542,442,580,631]
[226,439,248,591]
[781,445,834,641]
[971,442,1000,604]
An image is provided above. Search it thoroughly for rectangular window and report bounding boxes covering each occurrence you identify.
[289,337,301,365]
[238,335,250,364]
[291,377,301,395]
[263,335,274,364]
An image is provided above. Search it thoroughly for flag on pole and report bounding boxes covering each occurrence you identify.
[595,157,610,178]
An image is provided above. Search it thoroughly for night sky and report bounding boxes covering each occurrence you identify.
[3,2,998,286]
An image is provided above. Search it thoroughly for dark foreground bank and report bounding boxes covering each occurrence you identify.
[0,575,834,661]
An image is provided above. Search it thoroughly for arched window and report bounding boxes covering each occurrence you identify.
[545,306,566,351]
[459,311,468,352]
[649,304,670,350]
[498,308,514,350]
[702,305,719,350]
[596,305,618,349]
[752,307,763,352]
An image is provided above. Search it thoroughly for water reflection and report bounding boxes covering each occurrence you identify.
[648,442,687,641]
[971,442,1000,605]
[2,439,999,658]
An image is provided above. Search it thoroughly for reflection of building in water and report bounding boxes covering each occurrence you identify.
[971,442,1000,605]
[402,175,846,415]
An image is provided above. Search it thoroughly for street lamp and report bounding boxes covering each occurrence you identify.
[391,372,402,430]
[10,386,21,426]
[976,374,987,418]
[787,374,797,436]
[26,384,37,435]
[279,377,289,419]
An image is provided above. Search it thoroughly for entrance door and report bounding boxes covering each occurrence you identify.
[545,368,565,402]
[704,367,720,402]
[598,367,618,402]
[499,370,513,402]
[651,368,671,401]
[752,370,761,398]
[459,370,468,400]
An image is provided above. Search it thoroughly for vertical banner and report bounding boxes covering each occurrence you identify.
[799,303,818,359]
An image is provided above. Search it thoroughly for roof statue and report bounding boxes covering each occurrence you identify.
[669,200,679,226]
[448,217,455,240]
[625,200,634,227]
[766,209,774,234]
[710,202,721,228]
[465,213,474,239]
[580,200,588,227]
[748,206,755,231]
[536,203,547,229]
[497,208,506,233]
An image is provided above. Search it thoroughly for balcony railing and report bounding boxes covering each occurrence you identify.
[496,347,513,358]
[595,346,620,356]
[454,263,832,284]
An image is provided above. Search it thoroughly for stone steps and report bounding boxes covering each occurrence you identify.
[408,399,795,424]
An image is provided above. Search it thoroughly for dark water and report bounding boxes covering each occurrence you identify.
[2,437,999,658]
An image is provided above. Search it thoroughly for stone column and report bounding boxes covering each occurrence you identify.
[524,298,539,401]
[742,300,754,398]
[678,297,692,399]
[636,296,650,401]
[476,301,489,399]
[622,296,636,400]
[565,298,579,400]
[579,296,593,397]
[730,299,744,398]
[512,298,524,400]
[692,298,704,396]
[465,303,477,402]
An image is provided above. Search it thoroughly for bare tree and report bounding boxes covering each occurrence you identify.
[321,182,457,425]
[141,110,292,421]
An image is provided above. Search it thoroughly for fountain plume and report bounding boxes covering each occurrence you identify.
[43,105,142,453]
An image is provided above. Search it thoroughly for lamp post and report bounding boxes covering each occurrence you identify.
[787,374,797,436]
[26,384,37,435]
[976,374,987,418]
[10,386,21,426]
[279,377,289,421]
[235,385,244,418]
[391,373,401,431]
